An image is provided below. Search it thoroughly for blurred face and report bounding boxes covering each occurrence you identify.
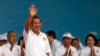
[8,32,16,45]
[63,37,72,46]
[87,36,95,47]
[72,40,79,48]
[31,18,41,33]
[20,39,25,47]
[47,35,53,44]
[96,41,100,47]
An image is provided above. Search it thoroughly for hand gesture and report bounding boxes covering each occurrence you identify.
[63,50,68,56]
[29,5,37,16]
[69,49,73,56]
[89,48,96,56]
[93,48,96,56]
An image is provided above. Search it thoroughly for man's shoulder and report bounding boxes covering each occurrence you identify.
[40,31,46,35]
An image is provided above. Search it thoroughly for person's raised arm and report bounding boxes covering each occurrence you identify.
[25,5,37,33]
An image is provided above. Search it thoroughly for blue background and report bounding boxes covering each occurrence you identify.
[0,0,100,45]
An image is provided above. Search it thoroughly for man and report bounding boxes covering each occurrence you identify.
[71,38,82,55]
[46,30,61,56]
[3,31,24,56]
[55,32,78,56]
[0,46,13,56]
[0,33,13,56]
[23,5,51,56]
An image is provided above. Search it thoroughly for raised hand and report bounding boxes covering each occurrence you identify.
[29,5,37,16]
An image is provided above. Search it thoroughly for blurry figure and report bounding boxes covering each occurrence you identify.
[0,33,7,46]
[55,32,78,56]
[0,46,13,56]
[96,39,100,47]
[18,36,25,49]
[0,40,7,46]
[72,36,84,49]
[80,34,100,56]
[72,38,82,55]
[46,30,61,56]
[3,31,24,56]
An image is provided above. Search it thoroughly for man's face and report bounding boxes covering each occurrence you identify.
[8,32,16,45]
[31,18,41,33]
[72,40,79,48]
[63,37,72,46]
[47,35,53,44]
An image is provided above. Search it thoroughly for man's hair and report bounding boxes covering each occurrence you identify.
[46,30,56,39]
[85,34,97,46]
[72,38,80,42]
[7,31,16,37]
[33,16,41,22]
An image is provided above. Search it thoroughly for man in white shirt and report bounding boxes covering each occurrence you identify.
[3,31,24,56]
[71,38,83,55]
[0,33,13,56]
[23,5,51,56]
[55,32,78,56]
[46,30,62,56]
[0,46,13,56]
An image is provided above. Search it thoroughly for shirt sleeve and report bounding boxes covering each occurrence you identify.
[23,29,28,41]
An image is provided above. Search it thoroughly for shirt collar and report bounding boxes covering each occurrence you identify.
[30,30,42,36]
[52,39,57,45]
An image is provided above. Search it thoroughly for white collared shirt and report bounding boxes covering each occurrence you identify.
[3,43,21,56]
[23,29,51,56]
[80,46,100,56]
[55,45,78,56]
[0,46,13,56]
[51,39,61,56]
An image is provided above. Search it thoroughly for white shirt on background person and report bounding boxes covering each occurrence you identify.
[80,46,100,56]
[55,45,78,56]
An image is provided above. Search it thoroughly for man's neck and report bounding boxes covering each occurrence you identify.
[32,30,40,35]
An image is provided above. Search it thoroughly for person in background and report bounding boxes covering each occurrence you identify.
[71,38,82,55]
[46,30,61,56]
[18,36,25,49]
[3,31,24,56]
[55,32,78,56]
[0,45,13,56]
[23,5,51,56]
[0,40,7,46]
[0,33,7,46]
[80,34,100,56]
[96,39,100,47]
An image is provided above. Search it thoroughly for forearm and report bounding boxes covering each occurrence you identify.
[25,15,33,33]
